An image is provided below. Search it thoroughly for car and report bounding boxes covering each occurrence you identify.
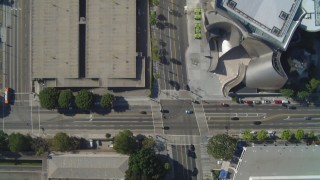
[253,100,261,104]
[244,100,253,104]
[192,167,198,176]
[221,103,229,107]
[237,98,244,104]
[231,117,239,120]
[287,106,296,110]
[187,150,196,158]
[89,139,93,148]
[186,110,193,114]
[194,33,202,39]
[282,100,289,104]
[274,100,282,104]
[190,144,195,151]
[268,130,276,137]
[304,116,312,120]
[253,121,262,125]
[162,126,170,130]
[140,111,147,114]
[262,100,271,104]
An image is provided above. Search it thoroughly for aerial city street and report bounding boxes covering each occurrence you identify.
[1,0,320,180]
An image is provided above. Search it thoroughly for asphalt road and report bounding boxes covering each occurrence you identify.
[203,103,320,131]
[11,105,155,132]
[171,145,197,180]
[161,99,199,135]
[156,0,188,91]
[2,0,31,129]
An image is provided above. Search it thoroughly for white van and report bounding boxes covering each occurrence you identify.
[282,100,289,104]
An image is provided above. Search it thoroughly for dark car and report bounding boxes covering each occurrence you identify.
[190,144,195,151]
[237,98,244,104]
[253,121,262,125]
[304,116,312,120]
[287,106,296,110]
[221,103,229,107]
[231,117,239,120]
[187,150,196,158]
[162,126,170,130]
[192,167,198,176]
[185,84,190,91]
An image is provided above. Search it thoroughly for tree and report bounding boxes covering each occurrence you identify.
[69,136,81,150]
[280,129,292,140]
[113,130,137,154]
[307,131,315,139]
[125,149,168,180]
[100,93,115,108]
[105,133,111,138]
[31,137,49,155]
[0,130,8,153]
[75,90,94,110]
[153,0,159,6]
[257,130,268,141]
[8,133,32,152]
[150,11,157,26]
[280,89,295,98]
[242,130,254,141]
[207,134,237,160]
[306,78,320,92]
[141,136,156,150]
[53,132,71,152]
[297,90,310,99]
[295,129,304,140]
[39,87,59,109]
[58,89,74,109]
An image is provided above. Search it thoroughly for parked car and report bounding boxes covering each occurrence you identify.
[268,130,276,137]
[253,121,262,125]
[221,103,229,107]
[262,100,271,104]
[231,117,239,120]
[254,100,261,104]
[237,98,244,104]
[282,100,289,104]
[245,100,253,104]
[186,110,193,114]
[162,126,170,130]
[274,100,282,104]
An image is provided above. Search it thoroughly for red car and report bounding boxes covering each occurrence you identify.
[244,100,253,104]
[274,100,282,104]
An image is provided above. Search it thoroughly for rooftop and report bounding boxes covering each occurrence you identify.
[234,146,320,180]
[48,153,129,180]
[299,0,320,32]
[31,0,140,87]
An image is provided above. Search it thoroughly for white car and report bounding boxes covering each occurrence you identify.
[262,100,271,104]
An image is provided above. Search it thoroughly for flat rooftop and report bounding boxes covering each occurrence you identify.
[234,146,320,180]
[223,0,300,39]
[31,0,139,87]
[32,0,79,78]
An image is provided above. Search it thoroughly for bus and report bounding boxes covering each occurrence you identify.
[4,87,9,104]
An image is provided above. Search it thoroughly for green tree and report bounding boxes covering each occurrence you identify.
[150,11,157,25]
[295,129,305,140]
[306,78,320,92]
[153,0,159,6]
[280,89,295,98]
[69,136,81,150]
[280,129,292,140]
[39,87,59,109]
[164,162,171,171]
[53,132,71,152]
[307,131,315,139]
[0,130,9,153]
[141,136,156,150]
[113,130,137,154]
[31,137,49,155]
[125,149,168,180]
[100,93,115,108]
[75,90,94,110]
[297,90,310,99]
[105,133,111,138]
[58,89,74,109]
[8,133,32,152]
[257,130,268,141]
[207,134,237,160]
[242,130,255,141]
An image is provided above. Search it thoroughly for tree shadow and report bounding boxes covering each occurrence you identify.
[160,56,170,65]
[0,0,14,6]
[156,22,165,30]
[170,58,181,65]
[1,151,22,159]
[0,104,11,118]
[157,14,167,21]
[113,96,129,112]
[164,22,177,30]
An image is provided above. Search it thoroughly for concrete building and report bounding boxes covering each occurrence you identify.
[48,153,129,180]
[299,0,320,32]
[234,146,320,180]
[31,0,144,88]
